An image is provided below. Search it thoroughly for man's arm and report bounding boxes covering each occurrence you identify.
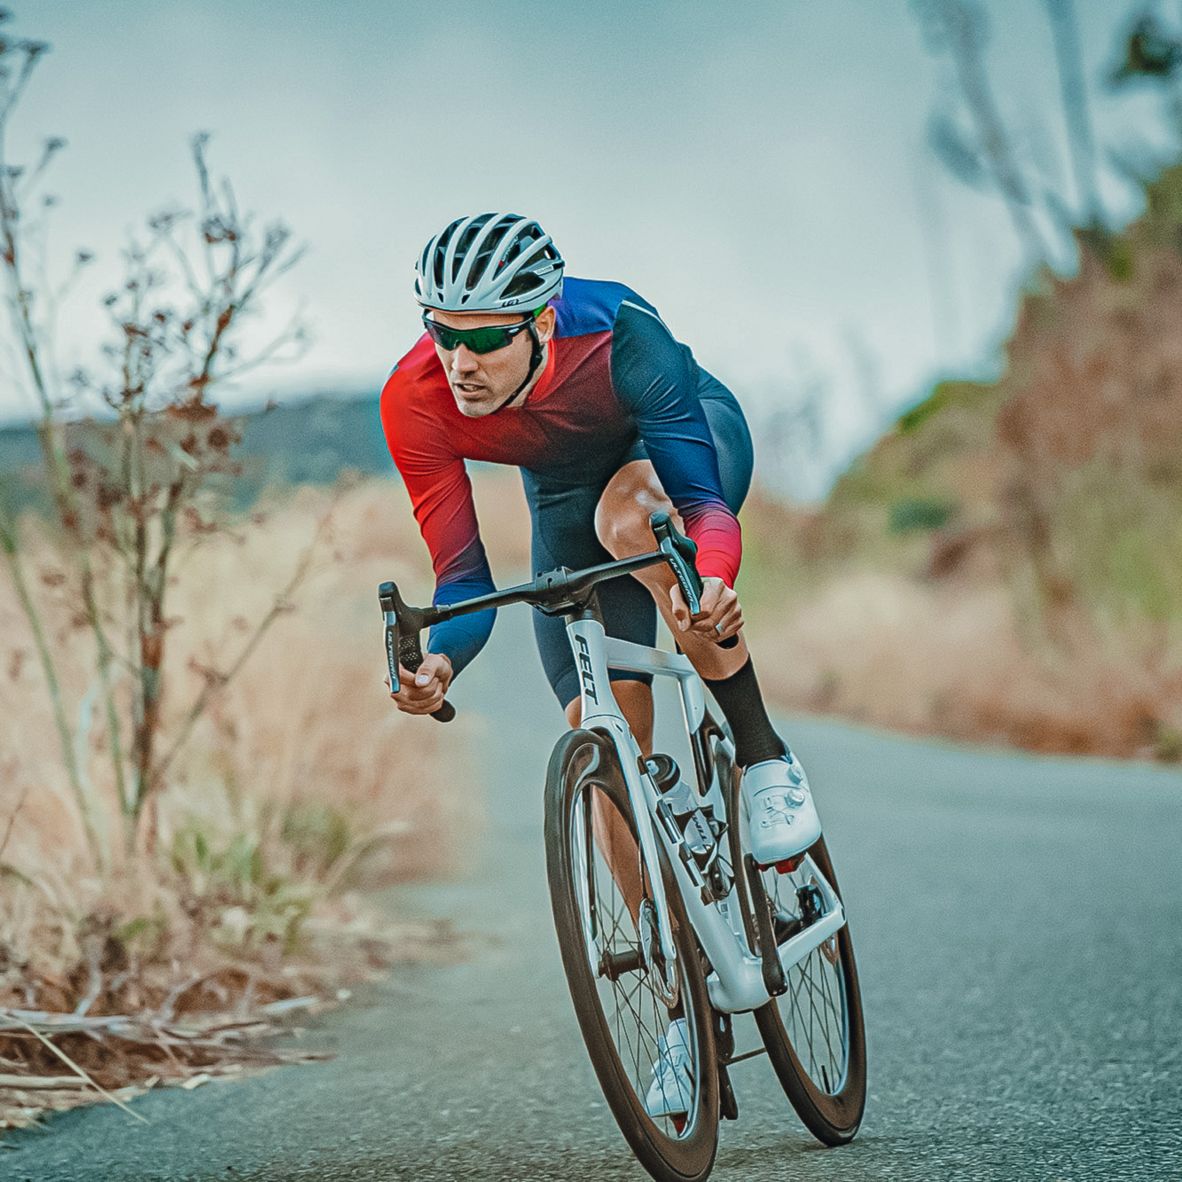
[609,298,742,586]
[420,475,498,674]
[380,396,497,677]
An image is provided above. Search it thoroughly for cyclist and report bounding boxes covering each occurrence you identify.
[381,212,821,1114]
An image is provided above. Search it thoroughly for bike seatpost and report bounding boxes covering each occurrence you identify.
[378,581,456,723]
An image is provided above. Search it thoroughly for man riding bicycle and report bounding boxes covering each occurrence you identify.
[381,212,822,1115]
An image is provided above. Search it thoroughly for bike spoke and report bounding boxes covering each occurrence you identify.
[786,961,812,1062]
[573,785,698,1140]
[763,862,848,1095]
[815,951,844,1076]
[798,956,833,1082]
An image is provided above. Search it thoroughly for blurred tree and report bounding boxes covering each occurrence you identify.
[912,0,1132,265]
[1109,10,1182,134]
[1045,0,1103,228]
[1111,13,1182,81]
[912,0,1052,263]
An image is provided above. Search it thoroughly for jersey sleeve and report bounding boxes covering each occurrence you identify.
[380,393,496,676]
[609,300,742,586]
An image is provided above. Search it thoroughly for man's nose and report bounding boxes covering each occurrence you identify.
[451,344,479,374]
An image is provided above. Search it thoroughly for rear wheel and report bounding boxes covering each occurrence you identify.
[545,729,719,1182]
[728,768,867,1145]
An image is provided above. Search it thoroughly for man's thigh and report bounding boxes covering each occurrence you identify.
[526,475,656,706]
[595,459,678,557]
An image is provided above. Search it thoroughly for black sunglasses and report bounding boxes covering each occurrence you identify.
[422,308,541,354]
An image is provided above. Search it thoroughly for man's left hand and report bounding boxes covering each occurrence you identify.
[669,576,743,642]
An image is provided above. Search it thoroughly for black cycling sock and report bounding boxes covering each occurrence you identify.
[703,657,786,769]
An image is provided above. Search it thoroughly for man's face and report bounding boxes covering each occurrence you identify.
[427,306,556,418]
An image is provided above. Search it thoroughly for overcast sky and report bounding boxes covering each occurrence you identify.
[2,1,1172,494]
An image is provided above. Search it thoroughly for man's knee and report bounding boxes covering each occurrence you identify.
[594,462,674,557]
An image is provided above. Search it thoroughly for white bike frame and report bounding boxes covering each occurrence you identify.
[568,614,847,1014]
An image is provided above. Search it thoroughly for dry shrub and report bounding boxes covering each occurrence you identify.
[0,467,528,1128]
[163,477,506,887]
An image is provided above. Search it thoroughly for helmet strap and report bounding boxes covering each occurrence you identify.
[493,319,545,413]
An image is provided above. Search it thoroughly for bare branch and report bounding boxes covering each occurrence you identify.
[913,0,1052,263]
[0,494,102,863]
[6,1013,149,1123]
[0,37,49,123]
[0,46,308,872]
[145,492,339,801]
[1045,0,1103,226]
[0,776,29,862]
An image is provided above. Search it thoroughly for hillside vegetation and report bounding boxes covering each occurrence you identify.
[743,163,1182,761]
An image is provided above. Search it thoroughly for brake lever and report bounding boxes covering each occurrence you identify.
[378,581,455,723]
[649,512,739,649]
[650,511,702,613]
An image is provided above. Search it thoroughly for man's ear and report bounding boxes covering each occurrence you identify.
[536,304,557,343]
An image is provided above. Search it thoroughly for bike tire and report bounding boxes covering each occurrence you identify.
[544,728,720,1182]
[726,766,867,1145]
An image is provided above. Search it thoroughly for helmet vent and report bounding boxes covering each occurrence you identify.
[415,212,564,312]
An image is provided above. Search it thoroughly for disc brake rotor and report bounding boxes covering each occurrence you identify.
[638,898,681,1010]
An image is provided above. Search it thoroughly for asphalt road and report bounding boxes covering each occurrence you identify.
[7,605,1182,1182]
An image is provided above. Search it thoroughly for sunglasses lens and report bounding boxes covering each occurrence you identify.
[424,320,460,350]
[465,326,513,353]
[423,317,532,354]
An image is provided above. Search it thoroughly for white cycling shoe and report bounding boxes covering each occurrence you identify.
[643,1017,694,1119]
[742,750,822,868]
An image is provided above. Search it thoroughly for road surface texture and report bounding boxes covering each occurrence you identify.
[7,604,1181,1181]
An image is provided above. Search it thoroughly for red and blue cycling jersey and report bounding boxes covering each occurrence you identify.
[380,277,744,677]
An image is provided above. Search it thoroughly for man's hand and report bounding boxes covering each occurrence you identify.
[668,576,743,642]
[389,652,454,716]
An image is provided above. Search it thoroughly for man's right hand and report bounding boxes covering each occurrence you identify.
[390,652,454,716]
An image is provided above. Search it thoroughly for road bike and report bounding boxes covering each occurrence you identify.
[378,512,866,1182]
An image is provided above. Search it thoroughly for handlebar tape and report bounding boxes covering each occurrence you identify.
[379,581,455,723]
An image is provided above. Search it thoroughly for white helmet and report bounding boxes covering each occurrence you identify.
[415,212,565,312]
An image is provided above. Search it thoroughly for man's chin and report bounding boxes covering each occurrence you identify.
[451,389,497,418]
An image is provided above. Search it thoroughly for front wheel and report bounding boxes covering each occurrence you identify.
[727,765,867,1145]
[545,729,719,1182]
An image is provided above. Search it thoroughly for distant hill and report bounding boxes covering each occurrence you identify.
[0,391,397,512]
[234,393,393,489]
[822,158,1182,623]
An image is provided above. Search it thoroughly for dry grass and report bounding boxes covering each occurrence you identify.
[746,563,1182,760]
[0,467,531,1129]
